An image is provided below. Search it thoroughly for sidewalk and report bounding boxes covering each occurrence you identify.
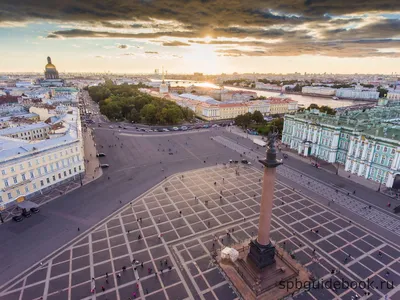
[281,146,381,191]
[0,127,102,224]
[82,126,102,184]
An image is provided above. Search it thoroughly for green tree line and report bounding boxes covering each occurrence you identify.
[88,81,194,125]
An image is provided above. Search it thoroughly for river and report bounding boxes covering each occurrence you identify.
[149,79,367,108]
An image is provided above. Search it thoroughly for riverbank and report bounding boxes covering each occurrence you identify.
[224,85,378,103]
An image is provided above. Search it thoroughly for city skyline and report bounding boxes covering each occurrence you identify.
[1,1,400,73]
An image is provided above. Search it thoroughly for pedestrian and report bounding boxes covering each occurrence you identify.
[179,211,182,215]
[101,286,105,292]
[168,266,172,271]
[133,292,136,298]
[122,266,126,272]
[158,217,160,223]
[385,271,390,278]
[141,262,144,268]
[92,277,95,281]
[165,259,168,265]
[77,227,80,231]
[106,272,108,278]
[315,229,319,234]
[138,234,141,240]
[146,288,149,294]
[117,273,121,278]
[140,217,142,222]
[148,267,151,274]
[160,260,163,266]
[378,251,382,258]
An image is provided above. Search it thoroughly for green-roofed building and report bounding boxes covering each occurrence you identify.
[282,100,400,189]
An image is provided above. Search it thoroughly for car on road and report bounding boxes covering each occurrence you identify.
[203,124,210,128]
[22,209,32,218]
[156,128,163,132]
[30,207,40,214]
[212,124,219,128]
[172,127,179,131]
[162,128,169,132]
[96,153,106,157]
[100,164,109,168]
[109,125,113,129]
[283,153,288,159]
[98,124,102,127]
[123,127,127,129]
[13,215,23,222]
[241,159,249,164]
[169,152,173,155]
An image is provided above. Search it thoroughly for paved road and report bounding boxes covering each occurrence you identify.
[0,126,238,287]
[1,166,399,300]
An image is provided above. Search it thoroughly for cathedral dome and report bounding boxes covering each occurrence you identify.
[45,63,56,69]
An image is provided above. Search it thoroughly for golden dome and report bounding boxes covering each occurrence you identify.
[45,63,56,69]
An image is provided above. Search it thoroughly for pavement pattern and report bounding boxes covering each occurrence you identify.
[213,135,400,237]
[1,165,399,300]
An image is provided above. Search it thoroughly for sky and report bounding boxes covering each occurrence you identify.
[0,1,400,74]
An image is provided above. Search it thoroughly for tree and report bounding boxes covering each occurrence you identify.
[307,103,319,110]
[319,105,336,115]
[377,87,388,98]
[140,103,158,124]
[252,110,264,124]
[127,108,140,123]
[235,113,252,128]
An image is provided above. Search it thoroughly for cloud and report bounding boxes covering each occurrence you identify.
[95,55,104,59]
[145,51,159,54]
[2,1,400,58]
[162,41,190,46]
[47,29,197,39]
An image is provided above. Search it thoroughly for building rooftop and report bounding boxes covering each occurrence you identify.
[0,107,81,162]
[0,122,50,136]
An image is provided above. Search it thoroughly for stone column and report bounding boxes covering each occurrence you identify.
[248,133,282,269]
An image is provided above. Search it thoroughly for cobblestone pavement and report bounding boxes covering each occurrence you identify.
[1,165,399,300]
[213,135,400,237]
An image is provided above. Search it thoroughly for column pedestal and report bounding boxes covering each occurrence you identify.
[248,240,276,269]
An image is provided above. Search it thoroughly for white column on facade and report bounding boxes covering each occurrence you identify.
[347,137,355,157]
[304,143,309,157]
[351,160,357,173]
[354,138,361,158]
[391,148,400,171]
[345,158,352,171]
[361,141,368,161]
[290,139,294,149]
[298,144,302,154]
[386,171,394,188]
[357,162,364,176]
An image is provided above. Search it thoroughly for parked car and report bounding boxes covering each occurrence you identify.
[118,125,122,128]
[13,215,23,222]
[100,164,109,168]
[123,127,127,129]
[156,128,163,132]
[30,207,40,214]
[22,209,32,218]
[181,126,188,131]
[162,128,169,132]
[241,159,249,164]
[172,127,179,131]
[109,125,113,129]
[96,153,106,157]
